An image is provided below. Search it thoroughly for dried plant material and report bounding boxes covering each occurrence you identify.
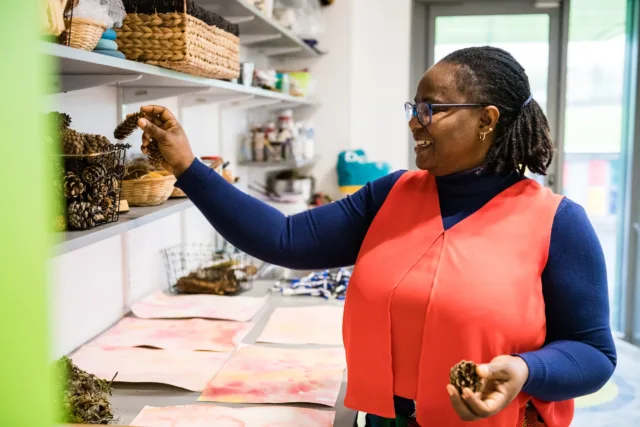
[62,128,85,155]
[257,306,344,346]
[63,171,86,199]
[115,113,164,168]
[449,360,482,393]
[92,317,253,352]
[199,345,346,406]
[57,355,116,425]
[71,345,229,392]
[67,201,105,230]
[174,260,250,295]
[131,404,336,427]
[131,291,268,322]
[48,111,72,130]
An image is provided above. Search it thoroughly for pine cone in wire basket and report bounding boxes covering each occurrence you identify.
[62,128,85,155]
[48,111,72,130]
[67,201,105,230]
[114,112,164,168]
[99,197,117,221]
[80,164,107,185]
[83,133,113,154]
[450,360,482,394]
[63,171,86,199]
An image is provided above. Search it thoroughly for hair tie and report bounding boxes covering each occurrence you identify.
[522,94,533,109]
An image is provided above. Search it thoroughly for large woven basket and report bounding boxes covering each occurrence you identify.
[115,12,240,80]
[62,17,107,51]
[121,174,176,206]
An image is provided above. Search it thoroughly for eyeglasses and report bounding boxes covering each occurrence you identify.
[404,102,488,127]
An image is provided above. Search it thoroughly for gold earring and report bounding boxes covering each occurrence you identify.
[479,132,487,141]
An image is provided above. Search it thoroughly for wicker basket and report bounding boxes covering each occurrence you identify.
[156,169,188,198]
[121,173,176,206]
[115,12,240,80]
[62,17,107,51]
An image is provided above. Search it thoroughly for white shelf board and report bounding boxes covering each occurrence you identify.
[199,0,321,57]
[238,156,319,169]
[44,43,317,107]
[54,199,194,256]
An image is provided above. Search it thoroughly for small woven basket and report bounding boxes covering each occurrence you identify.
[62,17,107,51]
[156,170,187,198]
[115,12,240,79]
[121,174,176,206]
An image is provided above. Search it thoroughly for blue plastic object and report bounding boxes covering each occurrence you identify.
[93,49,126,59]
[95,38,118,51]
[101,28,117,40]
[337,149,391,194]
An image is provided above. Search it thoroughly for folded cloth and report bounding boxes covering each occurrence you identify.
[94,49,126,59]
[101,28,117,40]
[95,38,118,51]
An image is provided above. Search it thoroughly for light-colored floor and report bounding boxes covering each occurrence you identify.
[572,338,640,427]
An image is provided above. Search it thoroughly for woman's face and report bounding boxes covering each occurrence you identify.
[411,61,498,176]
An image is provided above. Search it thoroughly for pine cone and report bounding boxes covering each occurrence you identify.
[80,165,106,185]
[450,360,482,394]
[147,141,163,168]
[48,111,72,130]
[99,197,117,221]
[114,112,143,140]
[62,128,84,155]
[63,171,86,199]
[53,215,67,232]
[83,134,113,154]
[87,177,111,203]
[67,201,105,230]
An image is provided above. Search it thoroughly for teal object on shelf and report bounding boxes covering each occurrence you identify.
[95,38,118,51]
[94,49,126,59]
[337,149,391,194]
[101,28,117,40]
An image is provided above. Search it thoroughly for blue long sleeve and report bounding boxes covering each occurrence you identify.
[176,159,616,402]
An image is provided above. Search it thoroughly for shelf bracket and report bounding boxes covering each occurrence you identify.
[260,47,304,57]
[241,34,284,45]
[122,86,209,104]
[56,74,143,93]
[224,16,256,24]
[181,93,256,108]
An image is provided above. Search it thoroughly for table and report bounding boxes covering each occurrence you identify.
[110,280,356,427]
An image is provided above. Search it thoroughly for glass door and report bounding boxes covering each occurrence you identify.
[426,2,562,188]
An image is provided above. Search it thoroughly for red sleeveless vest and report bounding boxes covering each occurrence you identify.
[342,170,574,427]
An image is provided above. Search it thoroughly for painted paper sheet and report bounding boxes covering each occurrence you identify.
[131,291,268,322]
[200,345,346,406]
[130,404,336,427]
[257,306,344,346]
[92,317,252,352]
[71,345,228,391]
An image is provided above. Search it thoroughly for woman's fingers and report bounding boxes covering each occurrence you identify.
[447,385,479,421]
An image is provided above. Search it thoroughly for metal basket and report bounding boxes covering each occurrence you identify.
[162,243,257,296]
[56,144,130,230]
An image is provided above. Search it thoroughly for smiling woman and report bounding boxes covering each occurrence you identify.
[127,45,616,427]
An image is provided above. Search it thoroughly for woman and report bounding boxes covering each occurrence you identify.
[136,46,616,427]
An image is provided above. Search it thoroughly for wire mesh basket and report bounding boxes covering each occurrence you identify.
[55,144,130,230]
[162,243,257,296]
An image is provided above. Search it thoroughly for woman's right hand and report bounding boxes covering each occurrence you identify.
[136,105,195,177]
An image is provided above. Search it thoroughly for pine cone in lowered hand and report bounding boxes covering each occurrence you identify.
[450,360,482,394]
[63,171,86,199]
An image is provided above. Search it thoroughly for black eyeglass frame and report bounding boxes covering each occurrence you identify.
[404,102,490,127]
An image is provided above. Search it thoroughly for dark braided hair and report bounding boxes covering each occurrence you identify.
[441,46,554,175]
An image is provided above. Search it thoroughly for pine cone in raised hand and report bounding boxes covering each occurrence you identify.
[63,171,86,199]
[146,141,163,168]
[450,360,482,394]
[114,112,144,140]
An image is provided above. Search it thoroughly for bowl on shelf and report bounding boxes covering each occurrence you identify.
[120,172,176,207]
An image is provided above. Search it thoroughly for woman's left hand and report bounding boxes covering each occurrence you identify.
[447,355,529,421]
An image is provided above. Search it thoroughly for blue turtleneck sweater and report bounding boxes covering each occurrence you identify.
[176,159,617,402]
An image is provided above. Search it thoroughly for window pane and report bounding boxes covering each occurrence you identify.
[562,0,629,330]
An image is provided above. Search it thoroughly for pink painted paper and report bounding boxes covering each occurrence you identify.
[71,345,228,391]
[131,291,268,322]
[92,317,252,352]
[130,404,336,427]
[199,345,346,406]
[257,306,344,346]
